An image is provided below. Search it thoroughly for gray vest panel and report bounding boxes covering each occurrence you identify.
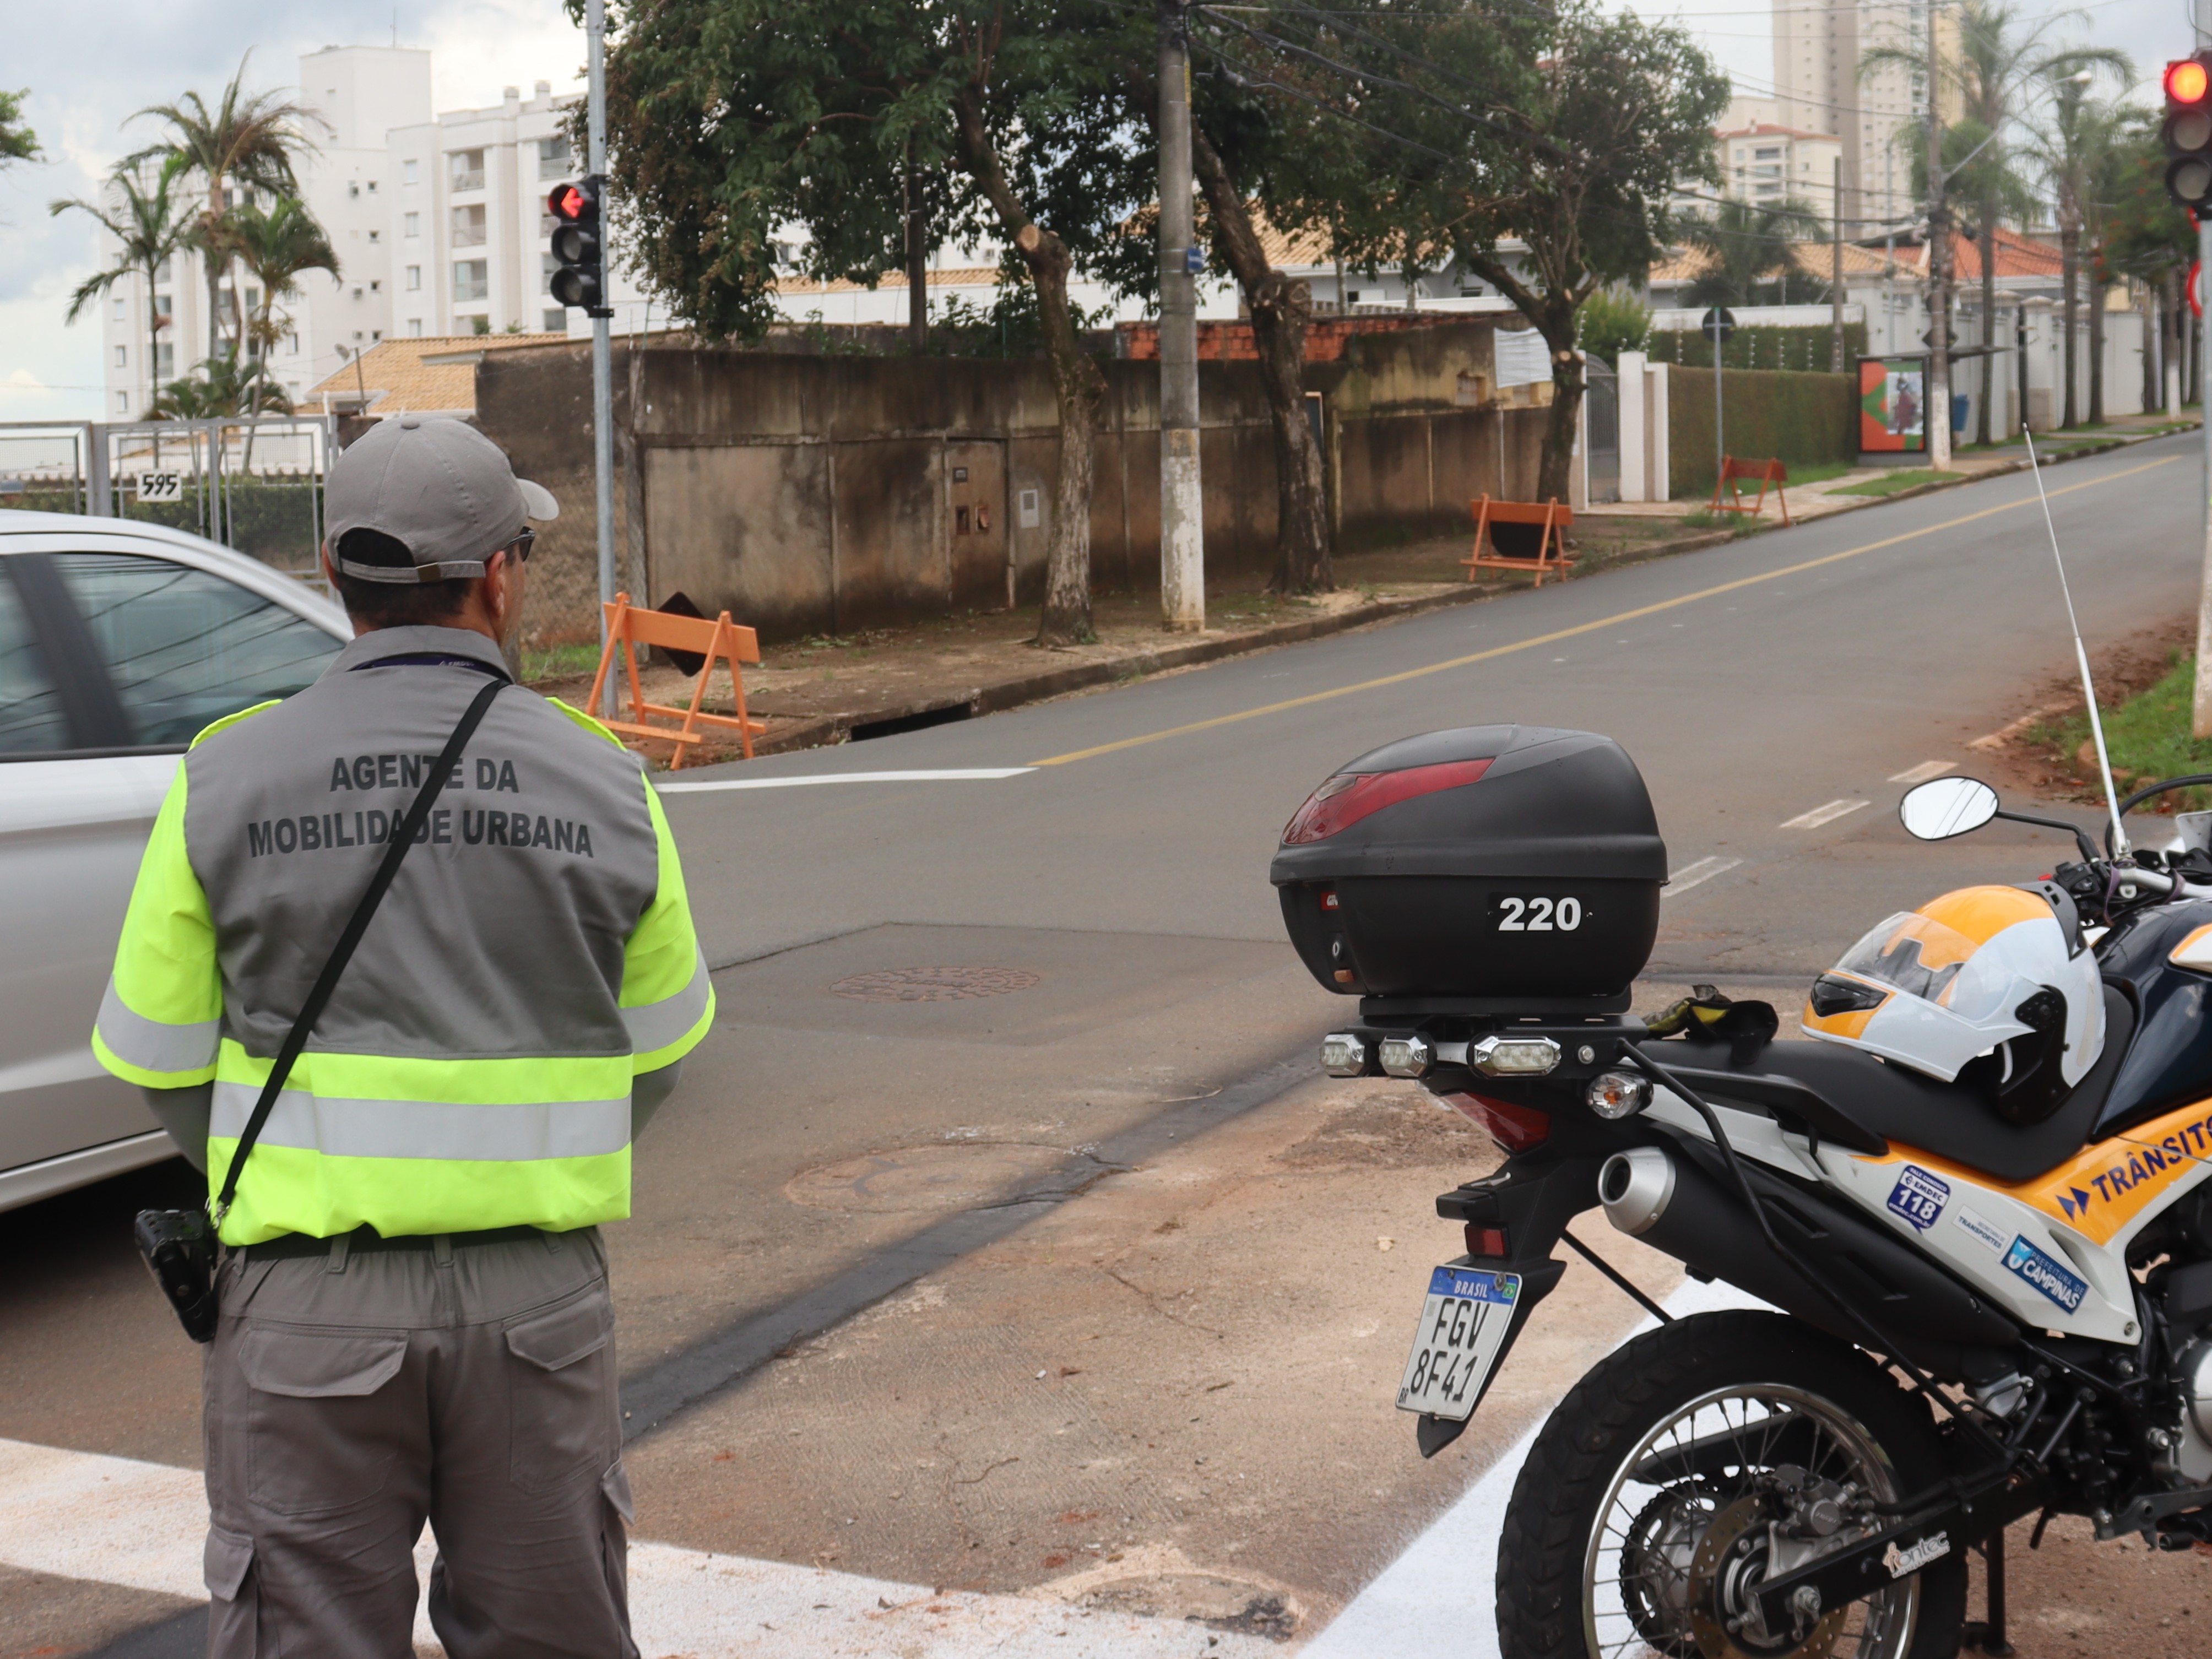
[183,635,659,1064]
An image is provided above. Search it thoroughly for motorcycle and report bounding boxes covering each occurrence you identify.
[1273,731,2212,1659]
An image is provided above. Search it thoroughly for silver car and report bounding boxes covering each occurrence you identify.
[1,510,349,1213]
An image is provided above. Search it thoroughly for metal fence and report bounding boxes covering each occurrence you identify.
[0,416,341,585]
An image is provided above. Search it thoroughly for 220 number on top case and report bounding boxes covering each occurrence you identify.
[1495,894,1584,932]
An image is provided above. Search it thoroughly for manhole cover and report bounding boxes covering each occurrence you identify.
[785,1143,1081,1213]
[831,966,1040,1002]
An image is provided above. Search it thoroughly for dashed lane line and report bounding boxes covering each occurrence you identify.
[1023,454,2181,769]
[1663,855,1743,897]
[1889,760,1957,784]
[1780,799,1870,830]
[0,1437,1268,1659]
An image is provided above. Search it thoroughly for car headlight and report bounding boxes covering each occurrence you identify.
[1319,1032,1369,1077]
[1468,1034,1561,1077]
[1378,1033,1434,1078]
[1586,1070,1653,1120]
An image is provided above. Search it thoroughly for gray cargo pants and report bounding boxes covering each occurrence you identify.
[202,1228,636,1659]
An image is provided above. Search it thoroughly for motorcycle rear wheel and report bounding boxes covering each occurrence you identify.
[1495,1309,1967,1659]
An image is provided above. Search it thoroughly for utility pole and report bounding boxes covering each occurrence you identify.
[2196,0,2212,735]
[587,0,617,715]
[1158,0,1204,633]
[1831,156,1846,373]
[1925,0,1952,471]
[906,142,928,352]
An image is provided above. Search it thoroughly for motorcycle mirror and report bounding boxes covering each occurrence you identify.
[1899,776,2000,841]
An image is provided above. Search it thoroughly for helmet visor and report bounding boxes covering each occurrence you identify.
[1834,910,1980,1007]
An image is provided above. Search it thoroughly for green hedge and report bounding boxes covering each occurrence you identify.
[1647,324,1867,373]
[1668,366,1855,500]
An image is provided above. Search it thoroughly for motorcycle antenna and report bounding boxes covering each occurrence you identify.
[2022,429,2129,856]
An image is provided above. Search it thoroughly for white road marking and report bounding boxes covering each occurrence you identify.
[659,768,1034,794]
[1888,761,1956,784]
[1300,1277,1768,1658]
[1779,799,1869,830]
[1663,855,1742,897]
[0,1437,1265,1658]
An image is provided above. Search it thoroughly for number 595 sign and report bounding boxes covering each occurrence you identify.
[137,471,182,502]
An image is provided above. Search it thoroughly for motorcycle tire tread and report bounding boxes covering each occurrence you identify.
[1493,1308,1968,1659]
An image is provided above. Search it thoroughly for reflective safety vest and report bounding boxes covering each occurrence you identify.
[93,625,714,1245]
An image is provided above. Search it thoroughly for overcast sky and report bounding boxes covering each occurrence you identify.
[0,0,2191,424]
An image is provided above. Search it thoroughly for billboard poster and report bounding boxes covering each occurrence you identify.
[1858,358,1925,453]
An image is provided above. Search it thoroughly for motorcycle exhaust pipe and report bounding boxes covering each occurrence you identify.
[1597,1141,2020,1368]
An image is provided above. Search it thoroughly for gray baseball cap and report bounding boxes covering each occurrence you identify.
[326,415,559,584]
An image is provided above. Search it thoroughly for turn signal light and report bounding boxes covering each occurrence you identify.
[1586,1071,1653,1120]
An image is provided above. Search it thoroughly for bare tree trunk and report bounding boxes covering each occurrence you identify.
[955,89,1100,644]
[1977,209,1997,445]
[2142,284,2158,414]
[1534,303,1585,505]
[2087,258,2106,426]
[1186,128,1330,593]
[904,145,928,353]
[2060,219,2078,429]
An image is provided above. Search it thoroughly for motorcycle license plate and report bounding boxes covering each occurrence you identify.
[1396,1264,1521,1421]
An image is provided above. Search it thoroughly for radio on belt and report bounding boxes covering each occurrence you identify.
[1270,725,1667,1000]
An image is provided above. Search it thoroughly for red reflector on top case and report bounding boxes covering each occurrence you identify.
[1281,759,1493,844]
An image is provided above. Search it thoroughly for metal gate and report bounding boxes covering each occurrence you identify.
[0,415,339,586]
[1584,361,1621,505]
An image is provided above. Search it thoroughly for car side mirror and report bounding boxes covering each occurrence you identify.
[1899,776,1999,841]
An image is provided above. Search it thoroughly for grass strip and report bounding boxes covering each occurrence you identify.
[2030,652,2212,809]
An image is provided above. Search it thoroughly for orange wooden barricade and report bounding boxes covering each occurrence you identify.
[1709,456,1792,525]
[1462,495,1574,586]
[585,592,766,768]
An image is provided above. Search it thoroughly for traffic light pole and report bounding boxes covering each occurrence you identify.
[588,0,617,718]
[2195,215,2212,736]
[1158,0,1205,633]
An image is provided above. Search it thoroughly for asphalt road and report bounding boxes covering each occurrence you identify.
[6,432,2208,1657]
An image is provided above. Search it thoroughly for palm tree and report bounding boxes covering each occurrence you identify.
[1866,1,2125,443]
[126,53,316,364]
[2078,103,2138,425]
[223,195,338,463]
[2027,68,2131,427]
[153,354,293,420]
[1677,197,1828,361]
[50,158,189,419]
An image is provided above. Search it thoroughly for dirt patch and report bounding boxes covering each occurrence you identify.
[1271,1084,1497,1172]
[1967,614,2197,801]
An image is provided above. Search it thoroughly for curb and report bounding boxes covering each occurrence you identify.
[658,419,2198,760]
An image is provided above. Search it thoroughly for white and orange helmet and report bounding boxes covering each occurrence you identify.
[1802,886,2102,1104]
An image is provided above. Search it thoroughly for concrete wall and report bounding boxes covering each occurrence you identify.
[477,321,1555,647]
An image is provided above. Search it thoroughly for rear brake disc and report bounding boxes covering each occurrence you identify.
[1685,1495,1849,1659]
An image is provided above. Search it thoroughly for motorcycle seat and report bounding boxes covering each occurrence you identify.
[1642,985,2135,1184]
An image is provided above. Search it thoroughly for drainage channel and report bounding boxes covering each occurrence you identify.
[616,1042,1315,1441]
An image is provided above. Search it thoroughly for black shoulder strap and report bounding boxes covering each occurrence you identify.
[212,675,507,1227]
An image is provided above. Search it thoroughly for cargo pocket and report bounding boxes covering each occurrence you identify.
[241,1327,409,1516]
[204,1525,259,1656]
[505,1290,616,1490]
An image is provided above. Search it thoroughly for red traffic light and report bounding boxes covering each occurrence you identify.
[547,180,600,224]
[2169,58,2210,105]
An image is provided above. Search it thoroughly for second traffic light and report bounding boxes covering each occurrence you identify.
[548,176,610,317]
[2164,55,2212,209]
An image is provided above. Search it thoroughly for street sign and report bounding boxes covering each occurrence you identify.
[1701,307,1737,344]
[137,471,182,502]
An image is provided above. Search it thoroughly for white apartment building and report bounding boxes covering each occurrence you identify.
[1770,0,1957,233]
[1716,122,1844,212]
[97,46,430,420]
[387,82,606,339]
